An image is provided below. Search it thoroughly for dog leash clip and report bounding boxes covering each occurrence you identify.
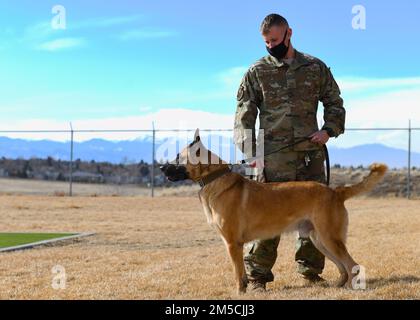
[304,154,311,167]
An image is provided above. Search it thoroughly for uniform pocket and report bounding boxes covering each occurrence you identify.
[298,64,321,102]
[258,69,288,108]
[296,149,326,183]
[307,149,325,177]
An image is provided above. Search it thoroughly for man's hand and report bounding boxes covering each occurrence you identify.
[309,130,329,145]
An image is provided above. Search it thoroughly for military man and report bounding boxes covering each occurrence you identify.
[233,14,346,292]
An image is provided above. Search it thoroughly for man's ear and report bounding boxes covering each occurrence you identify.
[287,27,292,43]
[194,128,200,142]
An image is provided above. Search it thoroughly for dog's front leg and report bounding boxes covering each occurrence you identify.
[225,242,247,294]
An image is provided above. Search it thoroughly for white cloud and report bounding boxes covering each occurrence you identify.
[218,66,247,87]
[117,29,178,41]
[37,37,85,51]
[139,106,153,112]
[72,15,142,29]
[1,74,419,151]
[343,88,420,127]
[23,15,142,39]
[19,15,143,50]
[337,77,420,92]
[20,21,78,51]
[375,130,408,149]
[0,109,234,142]
[318,86,420,151]
[134,66,247,107]
[22,22,57,42]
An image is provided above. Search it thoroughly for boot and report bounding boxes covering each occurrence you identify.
[248,280,266,292]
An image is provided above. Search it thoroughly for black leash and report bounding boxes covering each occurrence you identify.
[238,136,330,186]
[238,137,311,164]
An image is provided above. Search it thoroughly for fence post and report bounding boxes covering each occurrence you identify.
[151,122,155,198]
[69,122,74,197]
[407,119,411,199]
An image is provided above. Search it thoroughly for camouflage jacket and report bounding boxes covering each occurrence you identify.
[234,49,345,156]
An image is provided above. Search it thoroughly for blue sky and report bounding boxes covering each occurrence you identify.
[0,0,419,150]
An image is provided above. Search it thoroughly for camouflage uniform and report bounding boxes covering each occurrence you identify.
[234,49,345,283]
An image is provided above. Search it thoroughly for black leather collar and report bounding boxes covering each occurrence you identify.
[198,166,231,188]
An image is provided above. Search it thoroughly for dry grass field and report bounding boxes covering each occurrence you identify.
[0,177,201,197]
[0,194,419,300]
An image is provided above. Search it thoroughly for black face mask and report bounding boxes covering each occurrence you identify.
[266,29,289,60]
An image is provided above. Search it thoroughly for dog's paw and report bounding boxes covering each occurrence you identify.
[335,274,349,288]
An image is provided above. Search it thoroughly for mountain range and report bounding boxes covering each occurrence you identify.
[0,136,418,168]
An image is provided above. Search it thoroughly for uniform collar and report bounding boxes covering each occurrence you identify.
[264,49,312,70]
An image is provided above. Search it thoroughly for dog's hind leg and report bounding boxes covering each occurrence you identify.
[224,241,247,294]
[313,224,359,289]
[310,231,348,287]
[298,219,348,286]
[323,237,359,289]
[311,204,359,288]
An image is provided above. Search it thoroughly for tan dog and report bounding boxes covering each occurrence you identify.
[160,129,388,293]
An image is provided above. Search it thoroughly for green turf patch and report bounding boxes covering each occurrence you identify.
[0,233,76,248]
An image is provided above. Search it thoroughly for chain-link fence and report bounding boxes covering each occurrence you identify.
[0,124,419,198]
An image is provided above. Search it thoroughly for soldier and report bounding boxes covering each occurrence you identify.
[234,14,345,292]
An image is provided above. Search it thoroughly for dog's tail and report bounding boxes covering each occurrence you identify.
[334,163,388,201]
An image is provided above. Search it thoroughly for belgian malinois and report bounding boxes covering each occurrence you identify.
[160,129,387,293]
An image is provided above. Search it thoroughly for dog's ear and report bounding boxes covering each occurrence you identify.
[193,128,200,142]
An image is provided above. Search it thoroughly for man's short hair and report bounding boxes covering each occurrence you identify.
[260,14,289,34]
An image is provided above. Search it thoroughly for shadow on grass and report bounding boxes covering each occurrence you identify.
[279,275,420,291]
[367,275,420,288]
[277,281,331,291]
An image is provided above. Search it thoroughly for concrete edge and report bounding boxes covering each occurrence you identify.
[0,232,96,253]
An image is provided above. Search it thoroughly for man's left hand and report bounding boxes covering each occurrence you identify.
[309,130,329,145]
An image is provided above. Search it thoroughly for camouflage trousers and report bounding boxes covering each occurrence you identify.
[244,149,326,283]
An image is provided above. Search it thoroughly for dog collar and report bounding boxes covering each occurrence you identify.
[198,166,231,188]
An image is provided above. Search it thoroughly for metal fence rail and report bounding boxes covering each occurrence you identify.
[0,122,418,199]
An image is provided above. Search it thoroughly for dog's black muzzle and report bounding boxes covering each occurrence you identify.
[160,163,189,182]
